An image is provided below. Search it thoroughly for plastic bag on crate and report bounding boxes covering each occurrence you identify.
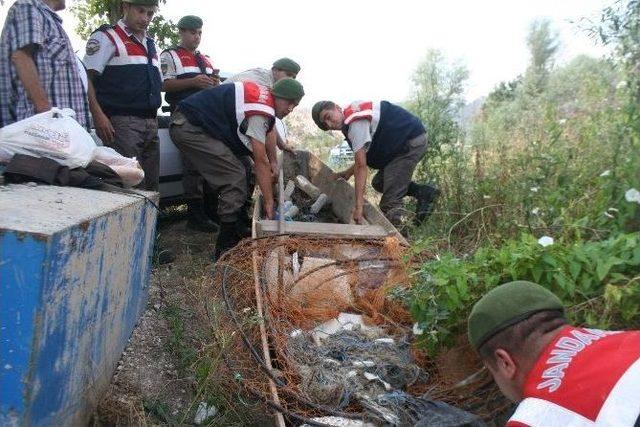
[0,108,96,168]
[93,146,144,187]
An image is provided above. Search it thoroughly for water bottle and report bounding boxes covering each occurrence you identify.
[310,193,329,214]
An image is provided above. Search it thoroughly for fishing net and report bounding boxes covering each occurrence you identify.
[204,234,501,426]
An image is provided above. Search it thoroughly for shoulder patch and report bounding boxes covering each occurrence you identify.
[85,38,100,56]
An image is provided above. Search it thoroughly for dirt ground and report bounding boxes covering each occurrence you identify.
[92,213,271,426]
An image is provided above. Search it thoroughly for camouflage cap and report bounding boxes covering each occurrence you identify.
[468,281,565,350]
[272,78,305,101]
[177,15,203,29]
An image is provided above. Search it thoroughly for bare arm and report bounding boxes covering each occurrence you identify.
[275,131,295,152]
[335,163,356,181]
[252,139,275,219]
[352,149,368,224]
[86,70,115,144]
[11,45,50,113]
[266,128,279,179]
[161,75,218,92]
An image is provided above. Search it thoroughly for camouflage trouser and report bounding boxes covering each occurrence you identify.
[109,115,159,191]
[371,133,427,226]
[169,111,249,222]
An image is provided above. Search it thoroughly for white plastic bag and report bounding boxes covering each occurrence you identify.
[93,146,144,187]
[0,108,96,168]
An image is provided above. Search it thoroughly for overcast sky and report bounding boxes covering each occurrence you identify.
[1,0,612,107]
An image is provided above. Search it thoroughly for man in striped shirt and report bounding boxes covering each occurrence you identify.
[0,0,91,130]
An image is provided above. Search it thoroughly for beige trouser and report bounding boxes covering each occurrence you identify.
[109,115,159,191]
[169,111,248,222]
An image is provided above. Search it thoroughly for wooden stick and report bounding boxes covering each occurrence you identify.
[252,200,286,427]
[252,248,286,427]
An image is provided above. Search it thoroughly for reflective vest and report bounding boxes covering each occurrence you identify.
[507,327,640,427]
[93,21,162,117]
[341,100,425,169]
[162,46,215,110]
[178,81,275,156]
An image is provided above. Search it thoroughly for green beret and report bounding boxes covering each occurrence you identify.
[272,57,301,74]
[122,0,158,5]
[177,15,203,29]
[468,281,564,350]
[272,78,305,101]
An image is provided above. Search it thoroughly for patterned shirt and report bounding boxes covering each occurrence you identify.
[0,0,91,129]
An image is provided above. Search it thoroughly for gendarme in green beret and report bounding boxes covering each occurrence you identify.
[122,0,159,5]
[272,78,305,101]
[468,281,564,350]
[272,58,301,74]
[177,15,203,30]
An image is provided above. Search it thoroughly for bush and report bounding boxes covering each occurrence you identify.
[409,232,640,353]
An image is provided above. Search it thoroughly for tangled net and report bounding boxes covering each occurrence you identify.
[207,235,503,426]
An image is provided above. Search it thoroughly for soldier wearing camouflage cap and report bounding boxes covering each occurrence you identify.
[170,78,305,258]
[83,0,162,191]
[468,280,640,426]
[160,15,220,233]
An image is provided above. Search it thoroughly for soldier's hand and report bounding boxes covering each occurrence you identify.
[264,200,275,220]
[211,75,220,86]
[94,112,115,144]
[352,205,364,224]
[192,74,216,89]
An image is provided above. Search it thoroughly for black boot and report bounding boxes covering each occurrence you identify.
[408,182,440,224]
[187,199,219,232]
[213,219,250,260]
[202,183,220,224]
[236,199,252,231]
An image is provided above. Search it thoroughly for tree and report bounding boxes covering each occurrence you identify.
[406,49,469,160]
[71,0,178,49]
[405,50,469,214]
[524,19,560,94]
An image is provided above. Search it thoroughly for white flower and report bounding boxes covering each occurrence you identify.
[413,323,424,335]
[625,188,640,204]
[616,80,628,90]
[538,236,554,247]
[607,208,619,213]
[531,207,540,215]
[530,187,539,193]
[599,170,611,177]
[483,195,491,199]
[604,212,615,219]
[558,119,567,125]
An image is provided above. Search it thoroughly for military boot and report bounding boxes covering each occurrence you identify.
[213,218,250,261]
[187,199,219,232]
[214,222,238,261]
[408,182,440,224]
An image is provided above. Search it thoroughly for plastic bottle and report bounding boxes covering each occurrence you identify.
[284,180,296,200]
[295,175,322,199]
[310,193,329,214]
